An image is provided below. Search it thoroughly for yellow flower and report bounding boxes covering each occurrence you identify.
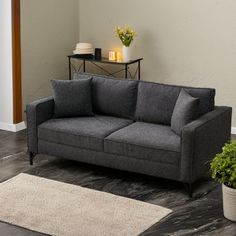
[115,25,137,47]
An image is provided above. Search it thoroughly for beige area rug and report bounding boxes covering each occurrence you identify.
[0,173,172,236]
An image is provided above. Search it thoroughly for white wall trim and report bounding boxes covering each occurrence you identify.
[0,121,26,132]
[231,127,236,135]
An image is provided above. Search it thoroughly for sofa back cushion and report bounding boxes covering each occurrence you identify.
[73,73,93,80]
[73,73,138,119]
[135,81,215,125]
[92,76,138,119]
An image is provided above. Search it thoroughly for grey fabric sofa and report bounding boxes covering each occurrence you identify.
[26,74,232,196]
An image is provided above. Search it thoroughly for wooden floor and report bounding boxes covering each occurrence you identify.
[0,130,235,236]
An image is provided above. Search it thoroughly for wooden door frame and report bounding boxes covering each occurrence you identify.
[12,0,22,124]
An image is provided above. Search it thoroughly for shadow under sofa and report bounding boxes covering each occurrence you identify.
[26,74,232,197]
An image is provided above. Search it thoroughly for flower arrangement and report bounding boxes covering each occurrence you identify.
[115,25,137,47]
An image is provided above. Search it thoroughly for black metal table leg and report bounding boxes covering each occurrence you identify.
[125,64,128,78]
[138,60,141,80]
[68,57,71,80]
[83,59,86,72]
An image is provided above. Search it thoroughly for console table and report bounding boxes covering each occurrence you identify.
[67,55,143,80]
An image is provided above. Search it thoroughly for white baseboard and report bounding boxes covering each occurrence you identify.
[231,127,236,135]
[0,121,26,132]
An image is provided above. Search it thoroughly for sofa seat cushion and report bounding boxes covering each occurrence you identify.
[38,115,133,152]
[104,122,181,165]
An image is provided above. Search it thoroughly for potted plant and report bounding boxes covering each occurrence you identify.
[115,25,137,62]
[210,141,236,222]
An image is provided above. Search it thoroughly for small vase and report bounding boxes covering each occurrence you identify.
[122,45,131,62]
[222,184,236,222]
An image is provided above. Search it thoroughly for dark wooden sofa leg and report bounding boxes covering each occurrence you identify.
[188,183,193,198]
[184,183,193,198]
[29,152,36,165]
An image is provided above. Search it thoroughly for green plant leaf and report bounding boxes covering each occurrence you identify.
[210,141,236,189]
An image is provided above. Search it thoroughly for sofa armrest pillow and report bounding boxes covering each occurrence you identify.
[171,89,199,135]
[51,79,93,118]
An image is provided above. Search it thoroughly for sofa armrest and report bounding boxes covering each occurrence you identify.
[26,96,54,154]
[180,106,232,183]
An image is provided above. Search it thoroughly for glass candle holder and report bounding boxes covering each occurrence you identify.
[108,51,116,61]
[116,51,122,62]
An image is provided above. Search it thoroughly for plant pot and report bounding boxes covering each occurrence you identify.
[222,184,236,222]
[122,45,131,62]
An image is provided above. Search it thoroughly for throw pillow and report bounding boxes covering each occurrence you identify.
[171,89,199,135]
[51,79,93,118]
